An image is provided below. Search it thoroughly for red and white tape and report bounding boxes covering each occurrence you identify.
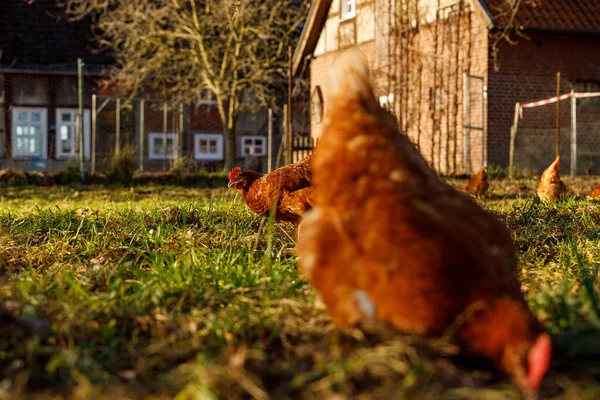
[519,91,600,119]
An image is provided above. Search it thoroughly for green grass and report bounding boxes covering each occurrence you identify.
[1,181,600,399]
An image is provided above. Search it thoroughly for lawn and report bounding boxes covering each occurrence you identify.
[1,180,600,399]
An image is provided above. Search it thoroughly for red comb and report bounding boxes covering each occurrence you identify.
[229,167,241,181]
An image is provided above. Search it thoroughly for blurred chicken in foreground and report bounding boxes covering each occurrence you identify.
[228,155,313,226]
[297,51,551,397]
[464,166,489,197]
[537,156,566,202]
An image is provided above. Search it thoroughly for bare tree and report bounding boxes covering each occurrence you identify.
[63,0,307,169]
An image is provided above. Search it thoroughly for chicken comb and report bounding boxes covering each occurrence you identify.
[229,167,242,181]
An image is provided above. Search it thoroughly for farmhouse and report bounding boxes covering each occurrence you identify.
[0,0,303,173]
[293,0,600,174]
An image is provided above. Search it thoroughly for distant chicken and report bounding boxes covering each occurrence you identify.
[537,156,566,202]
[297,51,551,396]
[587,185,600,200]
[464,166,489,197]
[228,155,313,226]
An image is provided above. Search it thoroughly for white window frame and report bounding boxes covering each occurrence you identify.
[240,136,267,157]
[196,89,217,106]
[194,133,223,160]
[55,108,91,160]
[148,132,179,160]
[12,107,48,159]
[340,0,356,20]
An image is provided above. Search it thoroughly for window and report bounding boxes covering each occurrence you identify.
[194,133,223,160]
[379,93,394,110]
[311,86,324,123]
[55,108,91,159]
[340,0,356,20]
[197,89,217,105]
[240,136,266,156]
[148,132,179,160]
[12,107,47,158]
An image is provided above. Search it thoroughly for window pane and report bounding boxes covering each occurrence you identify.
[23,126,30,135]
[60,125,70,141]
[29,138,36,153]
[18,112,28,122]
[244,139,252,145]
[60,125,72,152]
[255,139,263,145]
[254,147,262,154]
[31,112,41,122]
[16,138,23,151]
[209,145,217,153]
[32,126,40,138]
[209,140,216,146]
[62,113,72,122]
[200,139,207,146]
[16,126,23,136]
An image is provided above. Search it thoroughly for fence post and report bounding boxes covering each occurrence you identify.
[462,72,469,174]
[508,102,520,178]
[570,89,576,177]
[77,58,85,181]
[178,102,184,160]
[267,108,273,173]
[139,99,145,171]
[115,98,121,155]
[91,94,97,173]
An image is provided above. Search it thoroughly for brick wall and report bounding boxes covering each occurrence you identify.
[487,33,600,173]
[309,4,489,175]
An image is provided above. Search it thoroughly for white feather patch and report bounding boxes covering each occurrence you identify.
[354,290,376,318]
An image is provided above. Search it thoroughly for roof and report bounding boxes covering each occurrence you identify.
[293,0,600,76]
[292,0,333,77]
[0,0,114,75]
[480,0,600,34]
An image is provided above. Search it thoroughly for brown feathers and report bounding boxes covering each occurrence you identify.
[464,167,489,197]
[228,155,313,226]
[537,156,566,202]
[297,50,550,396]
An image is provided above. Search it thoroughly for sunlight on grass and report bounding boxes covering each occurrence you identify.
[1,183,600,399]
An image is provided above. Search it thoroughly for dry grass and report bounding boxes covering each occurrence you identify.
[1,180,600,399]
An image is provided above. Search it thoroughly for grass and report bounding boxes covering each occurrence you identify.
[1,179,600,399]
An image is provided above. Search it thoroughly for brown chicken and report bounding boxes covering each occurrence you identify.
[297,51,551,396]
[537,156,566,202]
[464,166,489,197]
[228,155,313,226]
[587,185,600,199]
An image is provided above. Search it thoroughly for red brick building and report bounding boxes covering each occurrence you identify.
[0,0,289,173]
[293,0,600,174]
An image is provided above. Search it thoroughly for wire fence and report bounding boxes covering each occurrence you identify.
[509,91,600,176]
[1,85,312,175]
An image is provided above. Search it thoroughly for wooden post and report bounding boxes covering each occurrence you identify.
[91,94,97,173]
[163,102,168,169]
[462,73,469,174]
[115,97,121,155]
[139,99,145,171]
[77,58,84,181]
[570,89,576,176]
[556,72,560,158]
[179,102,184,159]
[287,45,293,165]
[267,108,273,173]
[508,102,520,178]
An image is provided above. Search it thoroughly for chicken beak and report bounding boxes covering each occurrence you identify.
[227,181,235,188]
